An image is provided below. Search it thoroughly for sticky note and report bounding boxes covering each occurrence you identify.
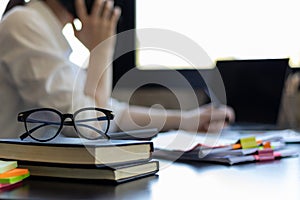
[0,160,17,174]
[0,181,23,191]
[0,172,30,184]
[0,181,22,189]
[258,149,275,161]
[240,137,258,149]
[0,168,29,179]
[263,141,272,149]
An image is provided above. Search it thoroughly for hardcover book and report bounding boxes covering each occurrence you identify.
[17,160,159,183]
[0,138,153,166]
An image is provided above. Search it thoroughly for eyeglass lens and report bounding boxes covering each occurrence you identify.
[25,110,62,141]
[74,109,109,139]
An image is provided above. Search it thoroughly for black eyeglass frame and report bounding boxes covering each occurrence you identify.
[18,107,114,142]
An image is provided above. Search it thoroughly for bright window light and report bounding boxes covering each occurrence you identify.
[63,23,89,68]
[0,0,9,20]
[136,0,300,69]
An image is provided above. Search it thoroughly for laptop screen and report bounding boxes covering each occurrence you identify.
[216,58,290,125]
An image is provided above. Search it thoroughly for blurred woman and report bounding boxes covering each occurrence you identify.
[0,0,234,138]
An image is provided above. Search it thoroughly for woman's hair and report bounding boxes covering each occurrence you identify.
[3,0,26,16]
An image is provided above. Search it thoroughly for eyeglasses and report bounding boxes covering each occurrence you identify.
[18,107,114,142]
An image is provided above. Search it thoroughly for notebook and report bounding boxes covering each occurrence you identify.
[216,58,291,130]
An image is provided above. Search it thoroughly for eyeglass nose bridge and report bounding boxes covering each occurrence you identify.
[61,113,75,126]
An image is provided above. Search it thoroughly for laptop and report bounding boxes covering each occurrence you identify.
[215,58,291,130]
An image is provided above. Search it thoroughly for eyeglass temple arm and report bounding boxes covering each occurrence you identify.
[19,122,51,140]
[19,119,62,140]
[75,123,110,139]
[20,123,109,140]
[20,117,110,140]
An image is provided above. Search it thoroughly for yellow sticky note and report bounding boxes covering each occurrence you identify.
[240,137,257,149]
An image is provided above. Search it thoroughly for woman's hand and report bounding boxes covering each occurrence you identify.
[181,104,235,133]
[73,0,121,51]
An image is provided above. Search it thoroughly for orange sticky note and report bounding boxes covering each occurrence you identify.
[0,168,29,178]
[263,141,272,149]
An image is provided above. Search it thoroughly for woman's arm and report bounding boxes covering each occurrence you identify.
[116,104,235,133]
[72,0,121,108]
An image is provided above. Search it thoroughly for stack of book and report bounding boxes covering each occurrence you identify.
[0,137,159,183]
[0,160,30,190]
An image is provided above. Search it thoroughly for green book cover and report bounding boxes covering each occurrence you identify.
[0,160,17,174]
[0,172,30,184]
